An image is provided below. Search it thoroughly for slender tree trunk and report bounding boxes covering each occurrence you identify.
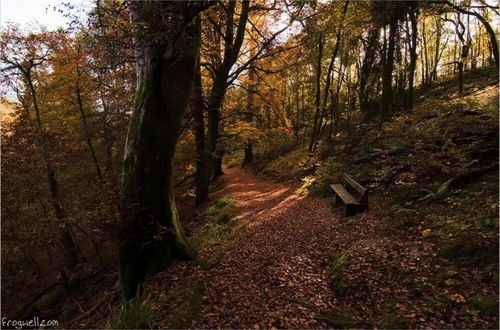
[430,19,443,83]
[120,5,201,300]
[333,52,347,135]
[422,20,430,85]
[242,29,256,167]
[359,28,379,113]
[294,77,300,137]
[75,70,103,182]
[193,60,208,206]
[381,18,397,118]
[318,1,349,134]
[99,93,114,173]
[25,71,83,268]
[196,0,250,204]
[453,13,470,95]
[308,33,323,154]
[445,1,499,71]
[408,4,418,109]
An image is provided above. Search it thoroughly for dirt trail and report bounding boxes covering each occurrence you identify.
[150,168,343,328]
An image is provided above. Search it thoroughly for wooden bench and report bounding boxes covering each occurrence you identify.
[330,174,368,217]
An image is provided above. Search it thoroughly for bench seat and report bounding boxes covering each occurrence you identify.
[330,184,359,205]
[330,174,369,217]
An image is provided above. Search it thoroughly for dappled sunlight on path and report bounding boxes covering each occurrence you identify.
[192,168,341,328]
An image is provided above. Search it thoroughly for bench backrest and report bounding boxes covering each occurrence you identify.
[342,174,368,203]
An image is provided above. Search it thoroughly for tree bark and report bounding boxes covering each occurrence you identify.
[407,4,418,109]
[308,32,323,154]
[193,60,208,206]
[242,27,257,167]
[120,3,201,300]
[381,18,397,118]
[359,27,380,113]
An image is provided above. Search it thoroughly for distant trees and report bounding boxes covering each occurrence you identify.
[195,0,251,205]
[194,0,301,203]
[1,14,134,315]
[2,29,84,268]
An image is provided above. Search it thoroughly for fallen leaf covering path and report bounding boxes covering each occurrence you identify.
[196,168,338,328]
[149,167,340,328]
[147,167,498,329]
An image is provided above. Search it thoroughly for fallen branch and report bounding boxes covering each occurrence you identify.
[66,291,117,325]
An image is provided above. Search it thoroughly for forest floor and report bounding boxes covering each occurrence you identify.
[140,68,499,329]
[146,167,340,328]
[143,168,497,329]
[61,68,498,329]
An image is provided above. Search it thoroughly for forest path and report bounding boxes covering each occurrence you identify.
[149,167,342,328]
[196,167,340,328]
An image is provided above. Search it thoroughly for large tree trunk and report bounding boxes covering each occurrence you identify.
[119,4,201,300]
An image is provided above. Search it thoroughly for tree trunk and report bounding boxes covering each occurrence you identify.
[308,33,323,154]
[445,1,499,71]
[407,4,418,109]
[193,60,208,206]
[25,69,83,268]
[195,0,250,204]
[242,140,253,167]
[75,69,103,182]
[359,28,379,113]
[422,20,430,85]
[430,18,443,83]
[99,92,114,173]
[381,18,397,118]
[319,1,349,134]
[242,29,257,167]
[120,5,201,300]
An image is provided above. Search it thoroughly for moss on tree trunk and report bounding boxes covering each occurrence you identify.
[119,6,200,300]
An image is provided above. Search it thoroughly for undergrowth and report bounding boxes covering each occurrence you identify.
[110,296,156,329]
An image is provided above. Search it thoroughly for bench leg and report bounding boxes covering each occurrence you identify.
[345,205,356,217]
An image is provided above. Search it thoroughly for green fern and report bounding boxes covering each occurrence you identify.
[418,178,454,201]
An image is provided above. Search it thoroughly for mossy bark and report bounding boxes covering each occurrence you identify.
[120,6,200,300]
